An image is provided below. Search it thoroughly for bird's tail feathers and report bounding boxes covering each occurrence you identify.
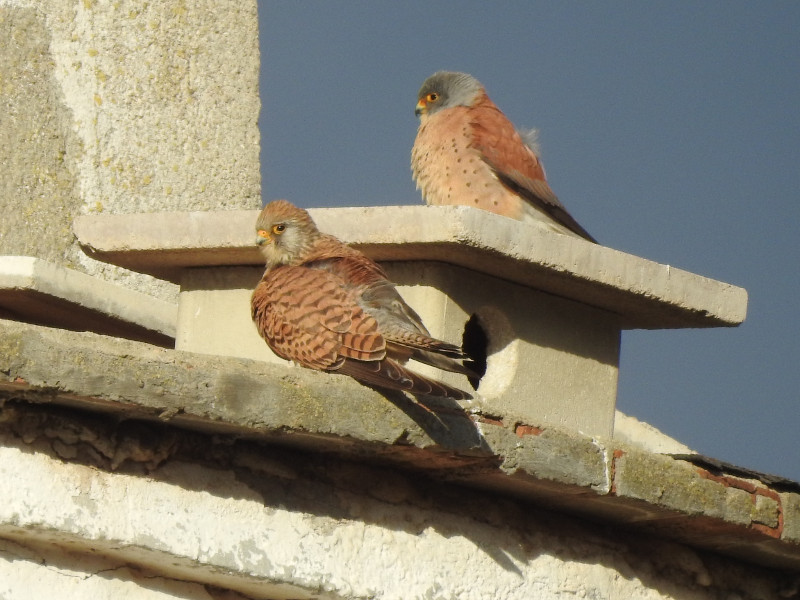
[410,348,481,379]
[337,358,472,400]
[387,331,468,360]
[385,335,480,379]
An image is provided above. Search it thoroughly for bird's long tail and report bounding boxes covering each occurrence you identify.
[337,357,472,400]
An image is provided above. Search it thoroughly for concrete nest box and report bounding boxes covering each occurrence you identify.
[73,205,748,439]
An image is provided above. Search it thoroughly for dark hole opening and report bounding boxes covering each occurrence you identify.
[462,314,488,390]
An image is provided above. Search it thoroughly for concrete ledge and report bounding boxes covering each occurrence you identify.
[0,256,176,345]
[73,205,748,329]
[0,319,795,571]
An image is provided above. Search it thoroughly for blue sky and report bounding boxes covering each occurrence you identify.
[259,2,800,481]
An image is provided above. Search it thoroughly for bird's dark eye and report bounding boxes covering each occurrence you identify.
[426,93,439,103]
[272,224,286,235]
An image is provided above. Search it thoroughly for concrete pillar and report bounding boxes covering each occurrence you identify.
[0,0,261,301]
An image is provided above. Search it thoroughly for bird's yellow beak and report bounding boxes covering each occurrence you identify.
[414,98,427,117]
[256,229,270,246]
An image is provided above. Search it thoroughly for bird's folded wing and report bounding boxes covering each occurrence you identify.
[469,104,596,242]
[252,265,386,370]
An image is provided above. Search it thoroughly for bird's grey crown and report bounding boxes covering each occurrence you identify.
[418,71,483,113]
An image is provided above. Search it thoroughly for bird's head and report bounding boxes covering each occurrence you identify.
[415,71,483,118]
[255,199,320,268]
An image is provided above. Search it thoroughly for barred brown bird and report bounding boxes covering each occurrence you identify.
[251,199,474,399]
[412,71,595,242]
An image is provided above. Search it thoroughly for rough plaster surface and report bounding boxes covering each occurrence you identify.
[42,0,260,214]
[0,418,794,600]
[0,538,248,600]
[0,4,82,268]
[0,0,260,302]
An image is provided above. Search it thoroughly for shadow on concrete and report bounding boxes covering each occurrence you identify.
[366,385,493,455]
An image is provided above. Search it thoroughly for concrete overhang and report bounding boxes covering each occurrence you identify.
[73,205,748,330]
[0,256,176,346]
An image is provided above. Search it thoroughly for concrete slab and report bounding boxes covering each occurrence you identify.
[0,256,176,345]
[73,205,748,329]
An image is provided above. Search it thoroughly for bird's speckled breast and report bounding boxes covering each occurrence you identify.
[411,107,526,220]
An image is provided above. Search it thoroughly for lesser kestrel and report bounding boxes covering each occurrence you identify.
[251,200,474,399]
[412,71,595,242]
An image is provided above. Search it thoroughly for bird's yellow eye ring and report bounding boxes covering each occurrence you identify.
[426,93,439,103]
[272,224,286,235]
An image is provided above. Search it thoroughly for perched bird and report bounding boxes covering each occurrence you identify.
[251,199,475,400]
[412,71,595,242]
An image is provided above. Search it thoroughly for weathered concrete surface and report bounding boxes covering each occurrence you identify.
[0,256,176,345]
[73,205,748,328]
[0,318,495,457]
[0,4,82,271]
[0,1,260,302]
[0,319,797,575]
[613,411,694,454]
[0,403,796,600]
[784,493,800,545]
[611,449,794,568]
[176,266,277,363]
